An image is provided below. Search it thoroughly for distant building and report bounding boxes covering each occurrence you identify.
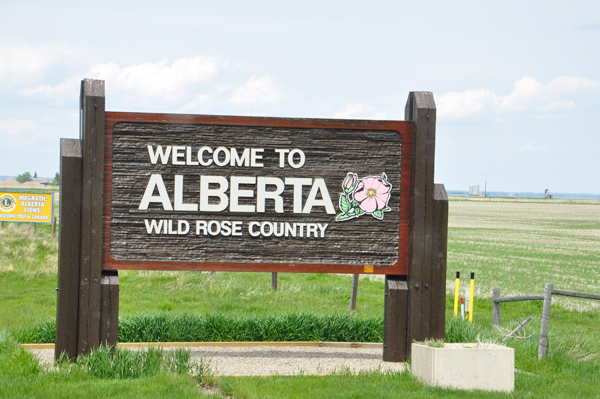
[32,177,49,185]
[469,185,480,196]
[545,189,553,199]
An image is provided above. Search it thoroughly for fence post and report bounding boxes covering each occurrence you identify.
[52,216,57,239]
[492,287,501,327]
[271,272,278,291]
[538,283,553,359]
[350,274,359,311]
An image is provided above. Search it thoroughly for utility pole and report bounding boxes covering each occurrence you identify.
[485,175,487,197]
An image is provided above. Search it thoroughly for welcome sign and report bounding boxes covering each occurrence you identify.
[103,113,413,274]
[57,80,444,361]
[0,191,54,224]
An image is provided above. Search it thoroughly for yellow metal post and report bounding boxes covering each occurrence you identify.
[468,272,475,323]
[453,272,460,317]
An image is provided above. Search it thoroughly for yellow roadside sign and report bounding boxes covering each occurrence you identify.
[0,191,54,224]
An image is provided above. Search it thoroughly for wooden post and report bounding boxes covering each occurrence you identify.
[77,79,106,356]
[52,216,57,239]
[100,270,119,352]
[383,275,409,361]
[538,282,553,359]
[350,274,359,311]
[492,287,501,327]
[406,91,437,349]
[271,272,278,291]
[430,184,448,338]
[55,139,82,361]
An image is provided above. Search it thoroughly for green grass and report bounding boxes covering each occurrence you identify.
[447,200,600,312]
[0,332,212,398]
[2,200,600,398]
[16,312,383,344]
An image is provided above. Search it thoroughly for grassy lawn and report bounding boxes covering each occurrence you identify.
[1,198,599,398]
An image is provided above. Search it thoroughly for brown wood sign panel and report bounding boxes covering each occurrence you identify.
[103,112,412,274]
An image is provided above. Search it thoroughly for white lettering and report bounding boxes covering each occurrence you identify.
[231,221,243,236]
[285,178,312,213]
[207,220,221,236]
[303,178,335,214]
[174,175,199,211]
[196,220,207,235]
[198,147,213,166]
[248,221,261,237]
[178,220,190,234]
[288,149,305,168]
[257,177,284,213]
[274,149,290,168]
[139,174,173,210]
[317,223,328,238]
[213,147,230,167]
[250,148,264,167]
[200,176,229,212]
[230,176,256,213]
[186,146,199,165]
[147,145,172,164]
[172,146,186,165]
[230,148,250,167]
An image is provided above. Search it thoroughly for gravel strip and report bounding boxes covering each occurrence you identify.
[28,345,406,376]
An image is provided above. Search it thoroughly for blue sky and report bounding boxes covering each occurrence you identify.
[1,1,599,193]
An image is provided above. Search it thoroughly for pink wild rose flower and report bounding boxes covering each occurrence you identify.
[353,177,391,213]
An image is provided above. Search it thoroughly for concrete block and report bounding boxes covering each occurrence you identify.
[411,343,514,393]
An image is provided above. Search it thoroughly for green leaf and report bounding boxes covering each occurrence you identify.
[336,213,350,221]
[339,194,351,213]
[372,210,384,220]
[353,207,364,215]
[381,173,387,181]
[382,207,391,212]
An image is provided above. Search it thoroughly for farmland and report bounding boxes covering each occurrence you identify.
[1,196,599,398]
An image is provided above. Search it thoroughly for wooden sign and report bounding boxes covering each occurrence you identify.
[57,79,447,363]
[104,113,413,274]
[0,191,54,224]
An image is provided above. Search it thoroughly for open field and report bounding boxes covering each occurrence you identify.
[1,198,599,398]
[447,199,600,311]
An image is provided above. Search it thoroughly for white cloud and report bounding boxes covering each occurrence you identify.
[88,56,224,103]
[332,103,387,120]
[0,42,73,85]
[21,76,81,98]
[177,93,212,113]
[228,74,286,107]
[332,103,373,119]
[23,56,227,106]
[436,76,600,120]
[0,120,39,137]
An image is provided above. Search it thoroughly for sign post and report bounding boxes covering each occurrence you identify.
[56,79,447,362]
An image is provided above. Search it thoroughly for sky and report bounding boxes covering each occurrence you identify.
[1,0,599,194]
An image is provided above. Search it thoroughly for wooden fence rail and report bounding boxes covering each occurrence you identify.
[492,284,600,359]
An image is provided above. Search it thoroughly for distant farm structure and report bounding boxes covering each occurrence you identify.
[0,178,49,188]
